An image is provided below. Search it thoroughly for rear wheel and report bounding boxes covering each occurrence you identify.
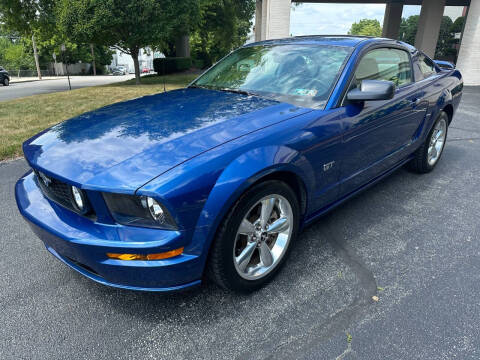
[207,180,300,292]
[408,111,448,173]
[3,77,9,86]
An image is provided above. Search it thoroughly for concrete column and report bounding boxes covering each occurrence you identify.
[382,2,403,39]
[414,0,446,58]
[255,0,263,41]
[456,0,480,85]
[255,0,291,41]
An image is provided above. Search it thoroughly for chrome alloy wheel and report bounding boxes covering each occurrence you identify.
[428,118,447,166]
[233,194,293,280]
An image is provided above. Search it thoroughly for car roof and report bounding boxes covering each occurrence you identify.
[244,35,416,52]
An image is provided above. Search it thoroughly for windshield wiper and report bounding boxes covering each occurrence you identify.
[188,84,209,89]
[189,85,258,97]
[217,88,258,96]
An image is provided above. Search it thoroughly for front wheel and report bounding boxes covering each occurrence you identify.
[3,77,9,86]
[408,111,448,173]
[207,180,300,292]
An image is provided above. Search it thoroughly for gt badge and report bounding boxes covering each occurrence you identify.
[323,161,335,171]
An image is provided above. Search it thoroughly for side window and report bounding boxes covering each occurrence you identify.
[418,54,437,79]
[353,48,412,88]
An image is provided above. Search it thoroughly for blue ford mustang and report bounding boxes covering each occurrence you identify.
[15,36,463,292]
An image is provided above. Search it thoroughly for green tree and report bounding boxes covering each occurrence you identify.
[398,15,419,45]
[0,34,36,71]
[57,0,198,84]
[348,19,382,37]
[4,43,36,70]
[31,33,113,73]
[399,15,456,59]
[450,16,465,34]
[0,0,56,79]
[435,16,454,58]
[190,0,255,66]
[449,16,465,62]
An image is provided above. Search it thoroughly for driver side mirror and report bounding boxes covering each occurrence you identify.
[434,60,455,70]
[346,80,395,102]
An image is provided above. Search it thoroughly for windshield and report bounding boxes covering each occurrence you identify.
[192,44,352,108]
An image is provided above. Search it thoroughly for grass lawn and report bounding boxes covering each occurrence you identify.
[0,73,198,160]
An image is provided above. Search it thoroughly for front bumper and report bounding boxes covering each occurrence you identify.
[15,171,203,291]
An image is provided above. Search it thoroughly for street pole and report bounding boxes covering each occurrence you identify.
[52,53,58,76]
[163,58,166,92]
[90,44,96,76]
[32,34,42,80]
[61,44,72,90]
[66,63,71,90]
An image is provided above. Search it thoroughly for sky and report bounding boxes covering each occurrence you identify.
[289,3,465,36]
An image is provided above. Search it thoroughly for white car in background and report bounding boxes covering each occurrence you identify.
[111,66,127,76]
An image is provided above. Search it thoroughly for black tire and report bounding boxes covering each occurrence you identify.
[3,77,9,86]
[207,180,300,292]
[408,111,449,173]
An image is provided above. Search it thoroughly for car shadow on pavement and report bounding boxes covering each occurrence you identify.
[68,160,450,352]
[4,140,464,359]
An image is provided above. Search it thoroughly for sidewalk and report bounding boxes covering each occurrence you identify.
[10,76,67,84]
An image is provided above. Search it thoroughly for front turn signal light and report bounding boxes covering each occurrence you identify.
[106,247,184,261]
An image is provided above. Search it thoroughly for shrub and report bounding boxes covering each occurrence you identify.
[192,58,206,69]
[153,57,192,74]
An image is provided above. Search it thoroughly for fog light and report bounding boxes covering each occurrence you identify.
[106,247,184,261]
[71,186,84,210]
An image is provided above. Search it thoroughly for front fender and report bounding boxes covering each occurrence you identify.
[190,145,314,261]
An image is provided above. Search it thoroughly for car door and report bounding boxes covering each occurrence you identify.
[337,46,425,196]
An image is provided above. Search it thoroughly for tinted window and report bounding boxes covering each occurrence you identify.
[193,44,352,108]
[418,54,437,78]
[353,48,412,87]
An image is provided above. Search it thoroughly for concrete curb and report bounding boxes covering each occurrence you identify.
[0,156,23,165]
[10,77,67,84]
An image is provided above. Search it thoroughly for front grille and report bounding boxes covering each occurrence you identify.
[34,170,95,218]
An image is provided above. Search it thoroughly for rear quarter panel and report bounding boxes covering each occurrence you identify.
[415,69,463,139]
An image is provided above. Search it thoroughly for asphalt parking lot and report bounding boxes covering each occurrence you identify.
[1,87,479,360]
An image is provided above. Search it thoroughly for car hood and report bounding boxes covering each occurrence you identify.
[23,88,310,192]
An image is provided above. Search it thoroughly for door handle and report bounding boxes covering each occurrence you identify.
[411,98,421,107]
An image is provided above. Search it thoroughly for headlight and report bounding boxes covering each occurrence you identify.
[102,193,177,230]
[141,196,164,221]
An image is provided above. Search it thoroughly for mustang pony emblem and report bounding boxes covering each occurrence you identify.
[38,172,51,187]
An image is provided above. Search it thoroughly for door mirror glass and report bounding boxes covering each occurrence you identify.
[346,80,395,102]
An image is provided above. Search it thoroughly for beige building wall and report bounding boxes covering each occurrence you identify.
[457,0,480,85]
[255,0,291,41]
